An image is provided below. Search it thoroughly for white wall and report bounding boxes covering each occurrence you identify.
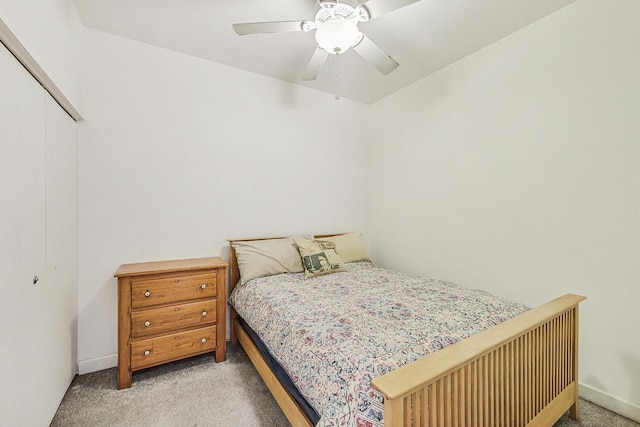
[77,29,370,372]
[0,0,83,112]
[368,0,640,420]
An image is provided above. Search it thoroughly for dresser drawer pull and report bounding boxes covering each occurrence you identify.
[144,290,151,297]
[200,284,207,290]
[144,350,150,356]
[201,338,207,343]
[144,321,150,327]
[201,311,207,317]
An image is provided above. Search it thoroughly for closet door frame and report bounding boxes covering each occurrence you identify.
[0,18,83,122]
[0,36,23,427]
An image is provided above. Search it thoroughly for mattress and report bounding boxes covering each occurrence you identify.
[229,261,528,427]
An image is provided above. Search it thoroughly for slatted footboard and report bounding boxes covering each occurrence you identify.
[371,294,586,427]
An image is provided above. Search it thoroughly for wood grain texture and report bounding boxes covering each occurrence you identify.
[116,276,132,390]
[215,265,227,362]
[131,300,216,338]
[131,326,216,370]
[130,272,217,309]
[227,235,586,427]
[371,294,585,427]
[115,257,227,389]
[115,257,226,278]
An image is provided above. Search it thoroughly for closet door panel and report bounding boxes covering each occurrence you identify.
[17,60,46,287]
[44,92,78,415]
[0,41,23,427]
[16,56,49,427]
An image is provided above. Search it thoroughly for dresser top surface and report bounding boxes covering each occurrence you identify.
[114,257,227,278]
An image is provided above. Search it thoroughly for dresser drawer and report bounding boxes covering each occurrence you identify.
[131,272,216,308]
[131,300,216,338]
[131,326,216,370]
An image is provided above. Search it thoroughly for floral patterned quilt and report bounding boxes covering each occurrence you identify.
[229,261,528,427]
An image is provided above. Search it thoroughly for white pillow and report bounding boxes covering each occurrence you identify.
[232,238,304,284]
[317,233,372,263]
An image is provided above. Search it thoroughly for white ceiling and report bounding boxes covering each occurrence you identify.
[72,0,579,104]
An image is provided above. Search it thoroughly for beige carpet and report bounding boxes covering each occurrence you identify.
[52,344,638,427]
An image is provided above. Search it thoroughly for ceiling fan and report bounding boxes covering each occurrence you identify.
[232,0,420,81]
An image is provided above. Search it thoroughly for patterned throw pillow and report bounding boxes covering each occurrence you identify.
[293,238,347,279]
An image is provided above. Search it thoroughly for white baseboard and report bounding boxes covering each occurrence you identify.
[78,353,117,375]
[579,383,640,423]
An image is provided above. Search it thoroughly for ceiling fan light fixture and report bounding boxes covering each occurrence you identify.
[315,18,362,54]
[233,0,418,80]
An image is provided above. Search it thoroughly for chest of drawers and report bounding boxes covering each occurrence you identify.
[114,257,227,389]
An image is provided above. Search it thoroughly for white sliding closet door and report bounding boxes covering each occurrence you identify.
[44,91,78,411]
[0,38,23,427]
[0,41,78,426]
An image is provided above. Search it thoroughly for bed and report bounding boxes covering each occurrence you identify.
[227,234,585,427]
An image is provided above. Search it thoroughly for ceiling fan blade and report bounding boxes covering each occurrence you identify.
[302,47,330,81]
[360,0,420,20]
[352,35,399,75]
[233,21,306,35]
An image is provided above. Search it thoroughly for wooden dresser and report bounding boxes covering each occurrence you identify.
[114,257,228,389]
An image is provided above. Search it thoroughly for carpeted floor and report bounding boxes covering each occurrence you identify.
[52,344,638,427]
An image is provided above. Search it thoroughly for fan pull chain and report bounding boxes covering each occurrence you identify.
[334,54,341,100]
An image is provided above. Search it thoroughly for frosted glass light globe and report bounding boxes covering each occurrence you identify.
[315,17,362,54]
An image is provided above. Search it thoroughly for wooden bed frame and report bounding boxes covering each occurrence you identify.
[227,236,586,427]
